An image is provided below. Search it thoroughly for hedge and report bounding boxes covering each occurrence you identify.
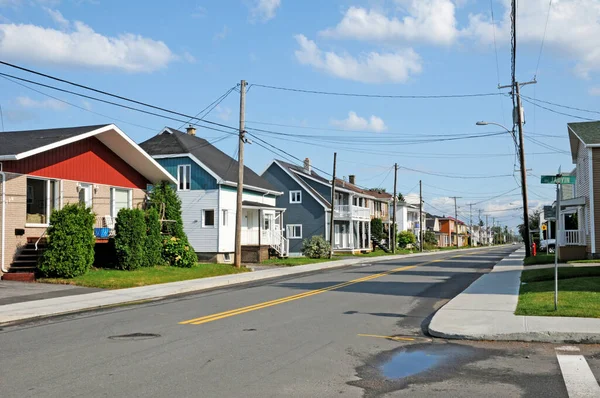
[114,208,146,270]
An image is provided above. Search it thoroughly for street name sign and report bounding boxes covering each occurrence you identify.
[540,175,576,184]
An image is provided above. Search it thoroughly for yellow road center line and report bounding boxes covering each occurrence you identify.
[180,263,424,325]
[357,334,416,342]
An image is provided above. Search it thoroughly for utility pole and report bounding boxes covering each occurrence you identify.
[450,197,461,247]
[486,214,489,246]
[392,163,398,253]
[329,153,337,258]
[419,180,423,252]
[478,208,482,246]
[234,80,246,268]
[468,203,473,247]
[493,217,496,245]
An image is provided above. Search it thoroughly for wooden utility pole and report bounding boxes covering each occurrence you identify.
[450,196,461,247]
[468,203,473,247]
[234,80,246,268]
[478,208,482,246]
[419,180,423,252]
[493,217,496,245]
[486,214,489,246]
[392,163,398,253]
[329,153,337,258]
[515,82,531,256]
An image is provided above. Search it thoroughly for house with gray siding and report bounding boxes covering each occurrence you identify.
[262,158,386,255]
[140,126,286,263]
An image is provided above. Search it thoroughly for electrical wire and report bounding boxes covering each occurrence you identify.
[534,0,553,79]
[521,95,600,116]
[520,96,595,121]
[177,85,237,130]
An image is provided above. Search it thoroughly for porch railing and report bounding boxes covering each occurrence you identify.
[561,230,586,246]
[262,229,289,256]
[334,205,370,220]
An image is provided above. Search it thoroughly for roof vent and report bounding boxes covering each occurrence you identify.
[303,157,311,174]
[186,125,196,136]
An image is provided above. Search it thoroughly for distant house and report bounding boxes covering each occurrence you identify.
[0,124,176,280]
[262,158,391,255]
[425,213,448,247]
[393,201,422,239]
[439,217,468,247]
[140,126,286,263]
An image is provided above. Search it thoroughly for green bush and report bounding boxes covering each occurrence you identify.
[146,181,186,239]
[301,235,331,259]
[397,230,417,248]
[145,207,164,267]
[39,204,95,278]
[162,236,197,267]
[424,230,437,245]
[370,218,385,240]
[114,208,146,270]
[423,242,438,251]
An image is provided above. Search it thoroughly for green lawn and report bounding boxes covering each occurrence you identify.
[569,259,600,264]
[523,254,556,266]
[515,266,600,318]
[260,257,333,267]
[39,263,249,289]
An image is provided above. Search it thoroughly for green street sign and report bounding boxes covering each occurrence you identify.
[540,175,576,184]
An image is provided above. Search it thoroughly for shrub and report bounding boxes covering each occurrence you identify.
[423,242,437,251]
[162,236,197,268]
[145,207,163,267]
[424,230,437,245]
[301,235,331,259]
[146,181,186,239]
[114,208,146,270]
[370,218,385,240]
[39,204,95,278]
[397,230,416,248]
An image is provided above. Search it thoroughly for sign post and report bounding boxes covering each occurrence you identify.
[541,172,575,311]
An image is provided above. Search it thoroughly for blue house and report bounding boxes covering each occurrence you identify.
[139,126,287,263]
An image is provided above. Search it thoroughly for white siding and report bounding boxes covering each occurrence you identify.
[219,187,236,252]
[179,189,219,253]
[575,142,591,240]
[242,190,277,206]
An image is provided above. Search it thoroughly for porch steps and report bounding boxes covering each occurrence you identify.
[1,237,47,282]
[371,237,391,253]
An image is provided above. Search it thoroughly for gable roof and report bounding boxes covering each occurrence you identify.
[269,160,331,208]
[0,124,176,184]
[568,121,600,162]
[139,127,279,193]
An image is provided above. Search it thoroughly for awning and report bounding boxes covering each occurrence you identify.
[242,200,286,211]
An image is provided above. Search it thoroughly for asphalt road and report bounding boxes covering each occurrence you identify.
[1,246,599,398]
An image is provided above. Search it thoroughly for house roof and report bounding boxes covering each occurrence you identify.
[273,160,331,208]
[568,121,600,162]
[0,124,176,184]
[139,128,279,193]
[439,216,465,225]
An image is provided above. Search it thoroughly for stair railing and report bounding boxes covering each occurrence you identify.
[35,226,49,251]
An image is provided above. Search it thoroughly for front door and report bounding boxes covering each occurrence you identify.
[334,224,340,248]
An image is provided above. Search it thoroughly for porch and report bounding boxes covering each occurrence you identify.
[333,220,371,253]
[555,196,587,260]
[240,202,288,258]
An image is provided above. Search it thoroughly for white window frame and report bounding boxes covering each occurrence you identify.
[289,190,302,204]
[222,209,229,226]
[25,177,60,227]
[203,209,216,228]
[286,224,302,239]
[78,183,93,208]
[111,187,133,218]
[177,164,191,191]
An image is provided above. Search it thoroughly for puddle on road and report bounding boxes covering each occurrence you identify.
[380,345,471,380]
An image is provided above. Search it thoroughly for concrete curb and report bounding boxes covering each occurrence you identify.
[428,249,600,343]
[0,245,506,326]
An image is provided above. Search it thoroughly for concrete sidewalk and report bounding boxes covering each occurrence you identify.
[428,248,600,343]
[0,245,504,326]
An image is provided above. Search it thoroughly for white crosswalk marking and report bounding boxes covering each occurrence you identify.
[557,354,600,397]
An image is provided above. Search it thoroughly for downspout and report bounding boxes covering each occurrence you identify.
[1,162,8,273]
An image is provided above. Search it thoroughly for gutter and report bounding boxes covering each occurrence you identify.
[0,162,7,273]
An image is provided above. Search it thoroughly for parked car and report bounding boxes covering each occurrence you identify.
[539,239,556,253]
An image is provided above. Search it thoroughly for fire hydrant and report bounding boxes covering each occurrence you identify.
[532,242,537,257]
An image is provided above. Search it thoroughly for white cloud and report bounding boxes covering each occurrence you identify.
[191,5,206,18]
[182,51,197,63]
[0,20,175,72]
[213,25,229,41]
[43,7,69,29]
[16,95,68,111]
[320,1,458,46]
[215,105,232,121]
[294,34,421,83]
[463,0,600,78]
[331,111,387,132]
[590,86,600,96]
[250,0,281,22]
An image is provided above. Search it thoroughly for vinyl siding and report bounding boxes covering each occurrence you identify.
[155,157,218,190]
[179,189,219,253]
[262,163,326,254]
[575,143,591,251]
[592,148,600,253]
[219,185,277,207]
[299,176,331,201]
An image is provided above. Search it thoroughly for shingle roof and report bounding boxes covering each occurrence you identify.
[139,128,278,192]
[568,121,600,145]
[0,124,110,157]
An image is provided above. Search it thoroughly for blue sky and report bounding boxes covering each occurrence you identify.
[1,0,599,231]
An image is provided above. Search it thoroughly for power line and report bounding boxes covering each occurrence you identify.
[520,96,595,121]
[534,0,553,79]
[399,165,514,180]
[250,83,507,99]
[521,95,600,116]
[177,85,237,130]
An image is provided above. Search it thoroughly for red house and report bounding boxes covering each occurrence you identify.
[0,124,176,280]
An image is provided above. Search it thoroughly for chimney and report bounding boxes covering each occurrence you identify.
[303,157,311,174]
[349,175,356,185]
[186,125,196,136]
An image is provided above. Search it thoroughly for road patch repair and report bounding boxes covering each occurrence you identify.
[428,248,600,343]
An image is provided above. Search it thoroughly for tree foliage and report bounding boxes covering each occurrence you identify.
[39,204,95,278]
[397,230,416,248]
[114,208,146,270]
[518,210,541,242]
[145,207,164,267]
[147,181,186,239]
[424,230,437,245]
[370,218,385,240]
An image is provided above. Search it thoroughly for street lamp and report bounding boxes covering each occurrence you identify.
[476,121,531,257]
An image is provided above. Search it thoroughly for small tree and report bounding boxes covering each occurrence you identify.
[39,204,95,278]
[370,218,385,240]
[147,181,186,239]
[397,193,405,202]
[114,208,146,270]
[397,230,416,248]
[145,207,163,267]
[424,230,437,245]
[302,235,331,259]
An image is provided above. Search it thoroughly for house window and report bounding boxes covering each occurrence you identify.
[286,224,302,239]
[222,210,229,226]
[223,253,231,261]
[203,209,215,227]
[111,188,132,217]
[264,214,274,230]
[289,190,302,204]
[78,183,93,208]
[177,164,191,191]
[26,178,59,225]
